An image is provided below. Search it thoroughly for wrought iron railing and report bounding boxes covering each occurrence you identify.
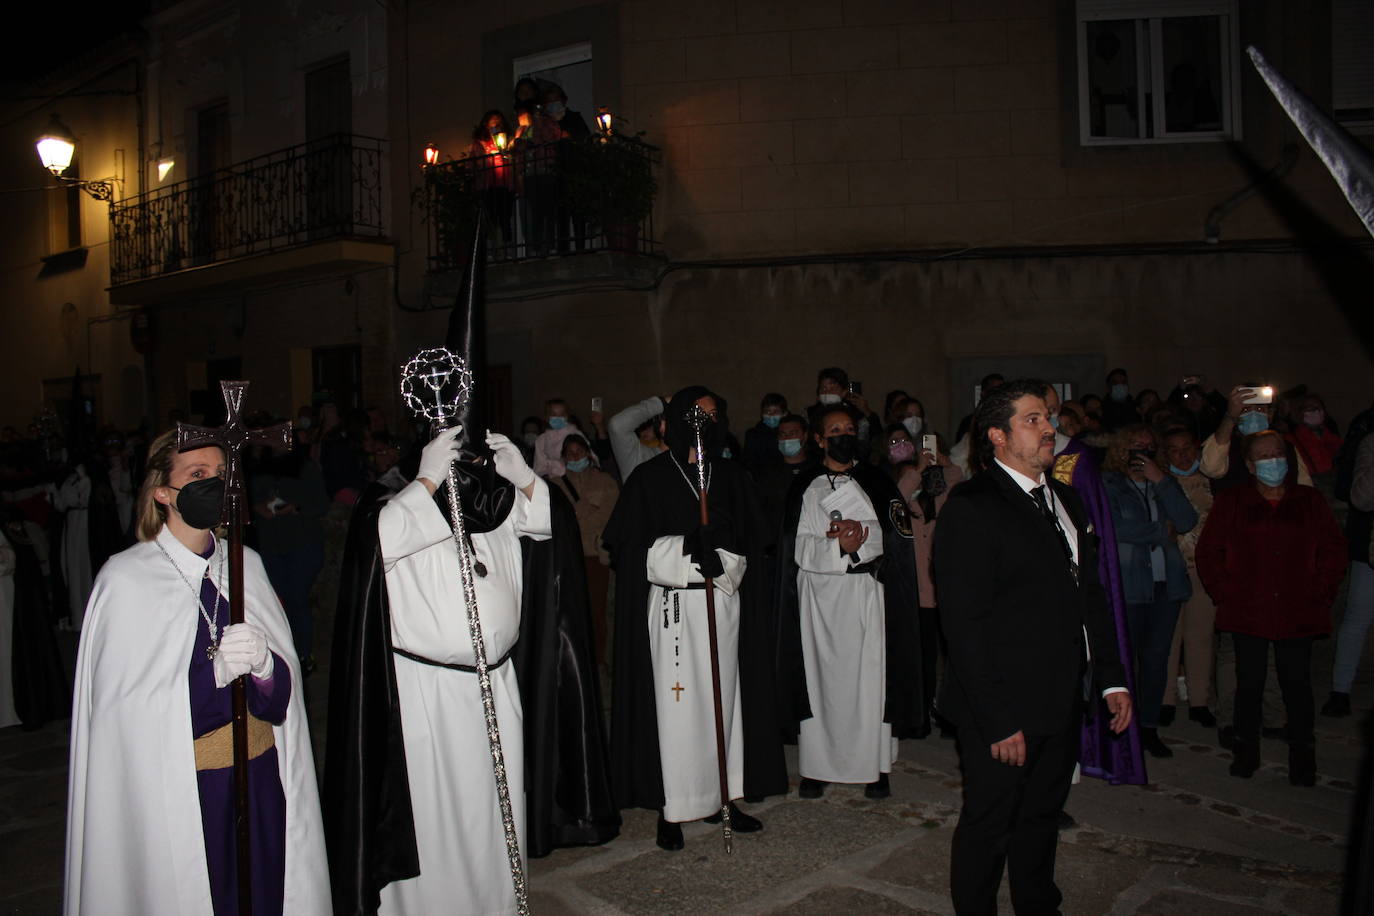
[109,134,385,286]
[421,134,660,270]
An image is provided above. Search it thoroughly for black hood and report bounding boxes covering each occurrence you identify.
[432,212,514,533]
[663,385,727,465]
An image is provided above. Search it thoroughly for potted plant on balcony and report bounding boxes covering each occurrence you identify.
[595,136,656,252]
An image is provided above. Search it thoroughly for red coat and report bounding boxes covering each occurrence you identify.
[1196,482,1346,640]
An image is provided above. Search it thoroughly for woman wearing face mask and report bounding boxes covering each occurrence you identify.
[532,398,580,478]
[65,430,328,915]
[1201,385,1314,491]
[1196,430,1347,784]
[1102,424,1198,758]
[550,434,619,667]
[1288,394,1343,477]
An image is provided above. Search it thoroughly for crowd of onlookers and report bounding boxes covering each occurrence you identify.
[459,78,595,257]
[4,365,1372,787]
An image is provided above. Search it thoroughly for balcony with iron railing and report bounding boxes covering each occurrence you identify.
[419,134,662,290]
[108,134,391,302]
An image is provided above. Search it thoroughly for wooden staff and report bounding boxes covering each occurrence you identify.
[179,381,292,915]
[687,405,733,853]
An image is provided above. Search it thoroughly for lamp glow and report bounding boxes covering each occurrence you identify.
[596,108,613,134]
[423,143,439,166]
[493,132,508,151]
[157,157,175,182]
[36,117,77,176]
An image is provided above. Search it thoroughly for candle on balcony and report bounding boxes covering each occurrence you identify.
[493,132,508,151]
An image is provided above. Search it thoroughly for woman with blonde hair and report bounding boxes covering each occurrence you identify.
[65,430,328,915]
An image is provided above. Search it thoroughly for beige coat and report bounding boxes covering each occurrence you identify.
[554,468,619,561]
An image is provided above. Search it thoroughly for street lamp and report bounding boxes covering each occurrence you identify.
[34,115,115,201]
[423,143,439,167]
[596,108,613,135]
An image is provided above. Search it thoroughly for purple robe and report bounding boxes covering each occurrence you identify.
[1053,438,1148,786]
[190,545,291,916]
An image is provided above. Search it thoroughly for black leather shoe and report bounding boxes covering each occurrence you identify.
[1188,706,1217,728]
[864,773,891,799]
[1229,740,1260,778]
[798,777,827,799]
[705,802,762,832]
[656,814,684,851]
[1141,727,1173,759]
[1321,691,1351,718]
[1157,704,1176,726]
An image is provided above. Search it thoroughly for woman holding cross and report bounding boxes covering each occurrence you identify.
[64,429,329,915]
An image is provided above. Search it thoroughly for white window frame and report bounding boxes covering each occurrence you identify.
[513,41,592,83]
[1076,0,1242,146]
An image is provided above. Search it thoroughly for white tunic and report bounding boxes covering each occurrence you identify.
[377,478,551,916]
[53,469,92,627]
[64,528,329,915]
[645,537,747,822]
[795,473,896,783]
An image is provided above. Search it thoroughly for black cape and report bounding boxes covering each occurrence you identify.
[774,463,928,739]
[322,480,618,915]
[4,518,68,728]
[603,450,789,811]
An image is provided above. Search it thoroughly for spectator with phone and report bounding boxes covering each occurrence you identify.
[804,367,881,461]
[1200,385,1313,491]
[1102,424,1199,759]
[896,431,963,736]
[1196,430,1347,784]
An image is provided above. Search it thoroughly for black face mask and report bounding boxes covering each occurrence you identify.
[171,477,225,530]
[824,434,858,465]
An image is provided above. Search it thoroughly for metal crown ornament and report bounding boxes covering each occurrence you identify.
[400,347,474,424]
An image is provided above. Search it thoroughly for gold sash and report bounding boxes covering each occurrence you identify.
[193,715,275,771]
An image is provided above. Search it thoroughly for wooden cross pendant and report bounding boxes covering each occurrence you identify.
[671,681,685,702]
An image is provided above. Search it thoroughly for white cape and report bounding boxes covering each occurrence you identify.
[64,527,330,915]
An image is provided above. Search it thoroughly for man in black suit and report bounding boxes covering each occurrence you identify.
[933,378,1133,915]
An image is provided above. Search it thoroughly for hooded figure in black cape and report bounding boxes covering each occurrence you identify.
[322,222,618,915]
[2,506,68,729]
[603,386,787,846]
[775,406,928,758]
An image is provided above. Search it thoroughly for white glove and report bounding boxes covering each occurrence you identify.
[486,431,535,489]
[213,623,274,688]
[418,426,464,486]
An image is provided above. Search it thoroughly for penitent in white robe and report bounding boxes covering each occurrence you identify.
[795,473,896,784]
[377,478,551,916]
[64,527,329,916]
[645,537,747,822]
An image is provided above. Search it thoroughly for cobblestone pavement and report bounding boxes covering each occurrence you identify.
[2,631,1367,915]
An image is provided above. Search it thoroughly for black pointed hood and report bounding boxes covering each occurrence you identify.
[435,214,514,534]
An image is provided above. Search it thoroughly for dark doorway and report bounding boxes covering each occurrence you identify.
[305,56,352,238]
[194,101,232,261]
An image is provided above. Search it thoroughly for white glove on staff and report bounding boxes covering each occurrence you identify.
[486,431,535,489]
[213,622,274,688]
[419,426,464,486]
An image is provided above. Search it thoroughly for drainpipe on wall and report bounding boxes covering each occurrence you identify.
[1203,142,1301,243]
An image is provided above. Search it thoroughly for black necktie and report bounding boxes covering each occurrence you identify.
[1032,485,1078,580]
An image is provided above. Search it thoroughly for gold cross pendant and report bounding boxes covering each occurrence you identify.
[671,681,685,702]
